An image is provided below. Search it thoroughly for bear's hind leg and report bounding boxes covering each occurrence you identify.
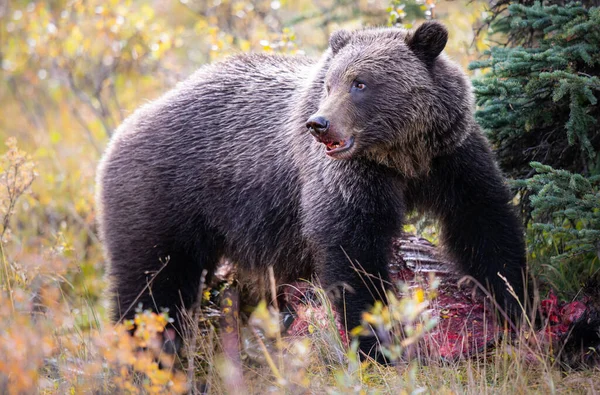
[110,239,222,352]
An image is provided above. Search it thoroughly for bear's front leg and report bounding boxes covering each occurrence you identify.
[316,237,393,360]
[407,131,530,323]
[300,169,404,361]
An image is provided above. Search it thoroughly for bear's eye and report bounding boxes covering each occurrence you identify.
[326,84,331,94]
[352,80,366,91]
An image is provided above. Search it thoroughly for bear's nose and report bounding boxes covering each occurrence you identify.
[306,115,330,135]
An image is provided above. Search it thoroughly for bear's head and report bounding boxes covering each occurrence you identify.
[306,21,471,175]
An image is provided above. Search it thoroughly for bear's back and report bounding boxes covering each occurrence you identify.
[96,53,317,275]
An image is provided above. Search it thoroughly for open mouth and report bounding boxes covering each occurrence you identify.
[323,136,355,156]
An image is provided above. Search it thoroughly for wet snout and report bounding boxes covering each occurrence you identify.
[305,112,355,158]
[305,90,357,158]
[306,115,330,138]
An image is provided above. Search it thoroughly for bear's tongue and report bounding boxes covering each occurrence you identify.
[325,140,344,151]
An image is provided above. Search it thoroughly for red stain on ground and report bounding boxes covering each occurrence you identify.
[281,236,593,362]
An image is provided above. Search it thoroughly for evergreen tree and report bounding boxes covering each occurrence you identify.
[470,2,600,294]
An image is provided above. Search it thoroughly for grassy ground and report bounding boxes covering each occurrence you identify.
[0,199,598,395]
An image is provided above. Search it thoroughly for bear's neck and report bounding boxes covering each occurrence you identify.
[365,144,432,178]
[365,112,477,178]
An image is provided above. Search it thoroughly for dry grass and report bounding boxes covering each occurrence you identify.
[2,1,598,393]
[0,141,598,394]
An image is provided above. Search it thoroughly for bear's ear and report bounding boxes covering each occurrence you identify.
[329,29,351,55]
[406,21,448,65]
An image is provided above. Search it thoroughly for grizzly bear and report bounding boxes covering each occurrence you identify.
[96,21,528,359]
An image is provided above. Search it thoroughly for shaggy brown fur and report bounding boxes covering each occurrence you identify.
[96,21,528,360]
